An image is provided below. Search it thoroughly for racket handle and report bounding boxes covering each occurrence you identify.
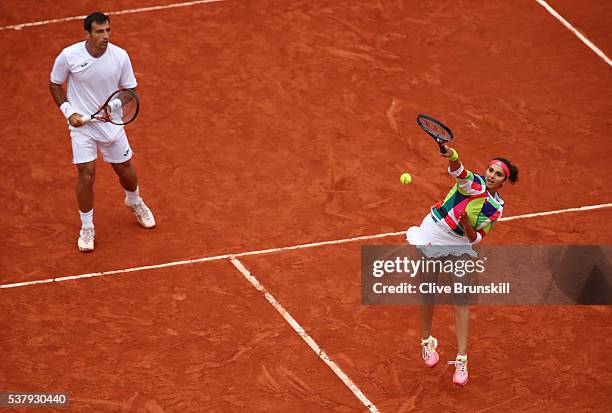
[439,143,447,154]
[80,116,91,124]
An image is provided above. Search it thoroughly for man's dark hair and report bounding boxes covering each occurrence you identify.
[84,12,110,32]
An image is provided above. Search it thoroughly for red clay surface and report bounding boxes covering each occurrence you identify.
[548,0,612,57]
[0,263,364,412]
[239,223,612,411]
[1,0,611,411]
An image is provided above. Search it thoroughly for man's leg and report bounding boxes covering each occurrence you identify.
[75,161,96,252]
[111,159,155,229]
[111,158,138,192]
[76,160,96,212]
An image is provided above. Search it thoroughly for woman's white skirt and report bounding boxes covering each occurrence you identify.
[406,213,477,258]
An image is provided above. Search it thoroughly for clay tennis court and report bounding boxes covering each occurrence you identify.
[1,0,611,411]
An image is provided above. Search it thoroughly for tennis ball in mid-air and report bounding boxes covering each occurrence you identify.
[400,173,412,184]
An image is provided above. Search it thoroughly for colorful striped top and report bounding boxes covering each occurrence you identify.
[430,163,505,244]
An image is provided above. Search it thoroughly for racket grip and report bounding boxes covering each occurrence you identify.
[80,116,91,124]
[439,144,447,154]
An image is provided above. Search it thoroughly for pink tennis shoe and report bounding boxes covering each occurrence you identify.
[420,336,439,368]
[448,356,469,386]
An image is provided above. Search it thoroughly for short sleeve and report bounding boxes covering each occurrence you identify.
[120,53,138,89]
[50,51,69,84]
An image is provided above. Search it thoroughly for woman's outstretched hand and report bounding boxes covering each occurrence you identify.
[440,144,453,158]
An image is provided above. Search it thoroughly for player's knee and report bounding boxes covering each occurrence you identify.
[113,162,135,179]
[78,171,95,187]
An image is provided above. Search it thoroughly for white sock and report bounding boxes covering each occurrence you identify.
[79,209,94,229]
[456,354,468,362]
[125,186,142,205]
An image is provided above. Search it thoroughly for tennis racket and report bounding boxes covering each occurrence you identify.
[416,114,454,154]
[81,89,139,125]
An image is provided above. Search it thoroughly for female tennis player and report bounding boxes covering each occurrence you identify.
[406,144,519,386]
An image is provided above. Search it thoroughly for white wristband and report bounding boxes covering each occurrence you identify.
[60,101,75,119]
[108,98,122,112]
[470,232,483,245]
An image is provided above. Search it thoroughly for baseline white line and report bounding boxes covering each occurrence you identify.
[229,257,379,413]
[0,0,229,31]
[499,202,612,222]
[535,0,612,67]
[0,254,232,289]
[1,202,610,289]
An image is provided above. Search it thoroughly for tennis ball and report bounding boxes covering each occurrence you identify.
[400,173,412,184]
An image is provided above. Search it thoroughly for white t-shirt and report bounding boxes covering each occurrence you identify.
[50,41,137,140]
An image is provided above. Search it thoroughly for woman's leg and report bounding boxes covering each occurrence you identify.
[419,256,438,339]
[420,302,435,339]
[419,260,440,367]
[454,304,469,355]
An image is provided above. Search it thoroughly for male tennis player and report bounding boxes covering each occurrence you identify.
[49,12,155,252]
[406,145,519,386]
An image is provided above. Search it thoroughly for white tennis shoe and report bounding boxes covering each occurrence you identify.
[124,198,156,228]
[78,227,95,252]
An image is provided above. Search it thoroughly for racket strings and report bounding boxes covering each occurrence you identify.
[112,91,138,125]
[421,120,451,141]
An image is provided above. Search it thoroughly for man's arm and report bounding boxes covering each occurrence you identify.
[49,81,84,127]
[49,81,67,107]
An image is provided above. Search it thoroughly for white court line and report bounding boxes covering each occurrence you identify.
[535,0,612,67]
[499,203,612,222]
[230,257,380,412]
[0,0,228,31]
[1,202,610,289]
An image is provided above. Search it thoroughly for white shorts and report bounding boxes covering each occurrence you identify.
[406,213,476,258]
[70,127,133,164]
